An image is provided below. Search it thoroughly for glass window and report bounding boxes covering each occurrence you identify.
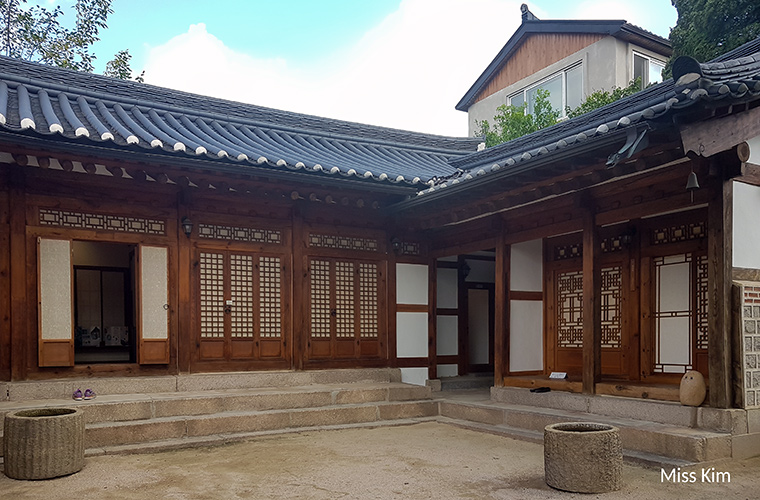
[565,65,583,112]
[527,74,562,115]
[634,52,665,89]
[649,59,664,85]
[509,92,524,109]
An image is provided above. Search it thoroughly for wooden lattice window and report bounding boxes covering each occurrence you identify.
[259,256,282,339]
[555,267,622,349]
[198,251,283,342]
[652,253,707,374]
[359,263,379,339]
[310,260,332,339]
[230,254,254,339]
[556,270,584,348]
[309,258,381,342]
[200,252,224,339]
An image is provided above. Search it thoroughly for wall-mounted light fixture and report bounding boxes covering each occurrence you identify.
[391,237,402,255]
[686,169,700,202]
[181,216,193,237]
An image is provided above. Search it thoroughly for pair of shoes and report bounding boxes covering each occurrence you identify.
[72,388,96,401]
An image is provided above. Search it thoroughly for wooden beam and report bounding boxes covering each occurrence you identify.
[581,207,601,394]
[494,227,508,386]
[707,178,733,408]
[680,105,760,158]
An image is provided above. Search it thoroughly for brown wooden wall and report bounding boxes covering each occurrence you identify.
[475,33,604,104]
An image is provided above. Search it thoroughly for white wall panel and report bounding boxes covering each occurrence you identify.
[437,268,458,308]
[510,239,543,292]
[396,263,428,304]
[437,364,459,378]
[436,315,458,356]
[400,367,428,386]
[396,312,428,358]
[509,300,543,372]
[733,181,760,269]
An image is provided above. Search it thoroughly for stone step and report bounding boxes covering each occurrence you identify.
[0,382,431,425]
[491,386,746,433]
[0,368,400,402]
[84,400,438,449]
[438,399,732,463]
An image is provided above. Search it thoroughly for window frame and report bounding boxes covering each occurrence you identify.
[507,63,583,118]
[632,51,666,89]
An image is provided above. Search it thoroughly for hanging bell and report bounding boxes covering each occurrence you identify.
[686,171,700,190]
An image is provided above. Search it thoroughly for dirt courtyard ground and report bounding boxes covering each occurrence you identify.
[1,421,758,499]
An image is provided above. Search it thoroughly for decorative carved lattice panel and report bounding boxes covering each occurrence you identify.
[652,222,706,245]
[309,233,378,252]
[696,254,709,350]
[554,243,582,261]
[259,256,282,339]
[199,252,224,338]
[198,224,281,244]
[359,263,379,339]
[653,253,694,374]
[310,260,331,339]
[229,254,254,339]
[557,270,584,348]
[335,261,356,339]
[39,208,165,235]
[601,266,622,349]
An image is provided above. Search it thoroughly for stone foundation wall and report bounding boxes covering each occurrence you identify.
[739,283,760,408]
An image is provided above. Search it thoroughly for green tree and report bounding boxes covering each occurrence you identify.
[565,79,641,119]
[0,0,141,80]
[476,89,559,147]
[668,0,760,67]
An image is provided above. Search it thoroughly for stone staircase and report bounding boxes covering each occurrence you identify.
[0,369,436,456]
[437,386,760,466]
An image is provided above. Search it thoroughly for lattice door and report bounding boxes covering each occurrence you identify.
[197,250,285,361]
[307,258,382,360]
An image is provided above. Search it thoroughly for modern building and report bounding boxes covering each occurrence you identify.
[457,4,673,135]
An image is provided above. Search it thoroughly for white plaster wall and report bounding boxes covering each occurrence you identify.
[733,181,760,269]
[509,300,543,372]
[396,312,428,358]
[510,239,543,292]
[437,268,458,308]
[465,259,495,283]
[436,315,458,356]
[468,288,490,365]
[437,364,459,378]
[396,263,428,304]
[400,367,428,386]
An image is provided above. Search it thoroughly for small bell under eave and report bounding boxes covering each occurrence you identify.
[686,170,700,202]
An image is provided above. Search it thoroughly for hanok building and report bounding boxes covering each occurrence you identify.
[2,30,760,459]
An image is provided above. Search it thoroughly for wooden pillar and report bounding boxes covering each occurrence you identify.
[707,178,733,408]
[428,258,437,380]
[0,170,10,381]
[387,245,398,369]
[457,255,468,376]
[292,208,306,370]
[9,166,27,380]
[582,208,601,394]
[176,190,192,374]
[494,228,508,386]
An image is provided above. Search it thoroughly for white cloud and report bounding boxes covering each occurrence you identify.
[142,0,524,137]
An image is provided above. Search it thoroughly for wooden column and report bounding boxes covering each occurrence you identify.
[0,171,10,381]
[176,190,192,374]
[428,258,437,380]
[457,255,468,376]
[9,166,27,380]
[494,229,508,386]
[707,178,733,408]
[292,208,306,370]
[582,208,601,394]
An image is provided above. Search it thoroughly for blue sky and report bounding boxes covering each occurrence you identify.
[41,0,679,136]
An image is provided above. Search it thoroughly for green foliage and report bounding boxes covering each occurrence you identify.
[565,79,641,119]
[667,0,760,75]
[476,89,559,147]
[104,49,144,82]
[0,0,141,80]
